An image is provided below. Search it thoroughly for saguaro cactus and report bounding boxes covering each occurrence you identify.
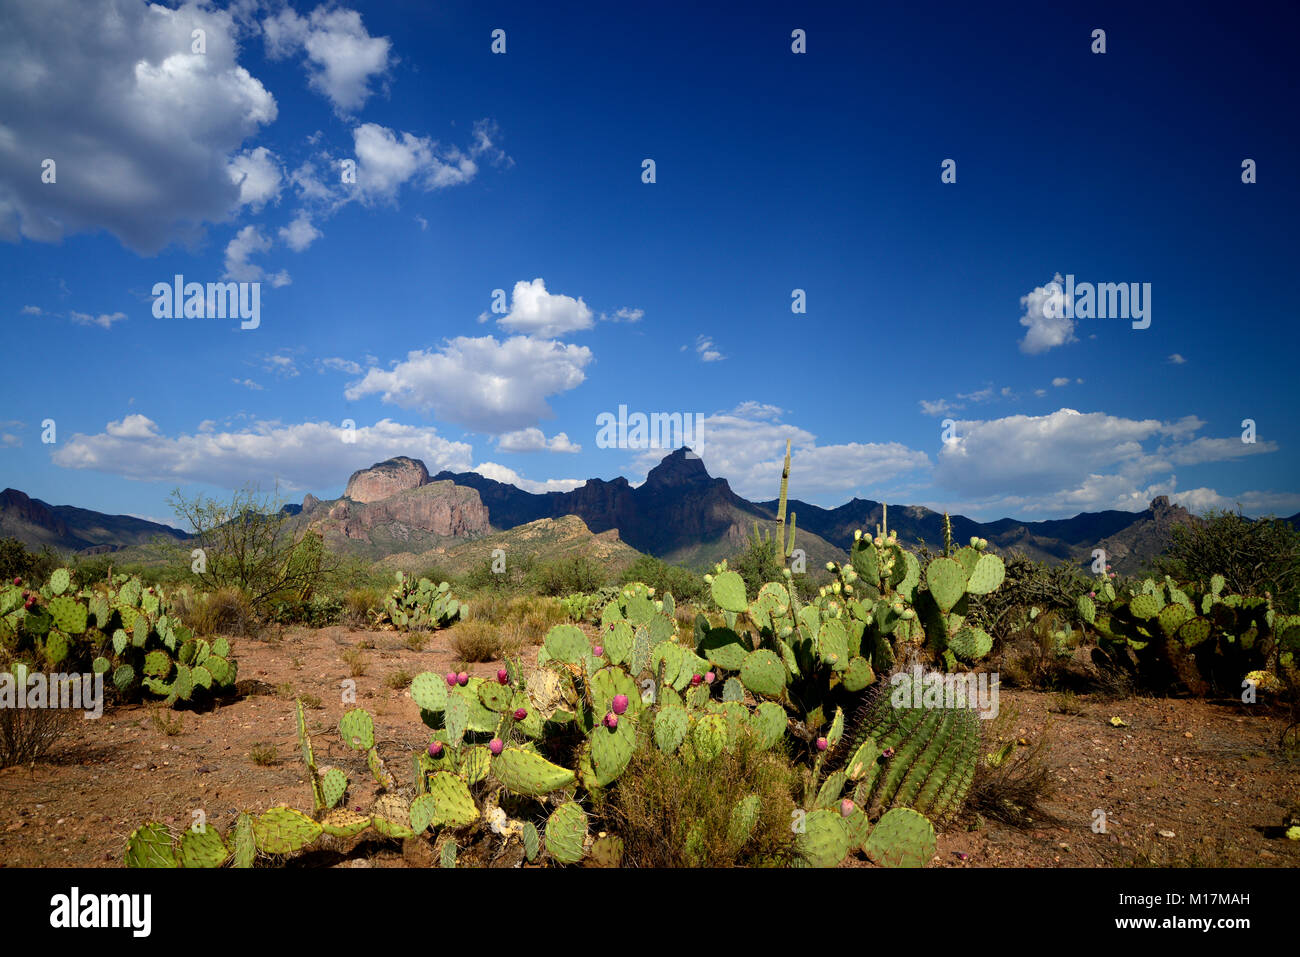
[753,438,797,564]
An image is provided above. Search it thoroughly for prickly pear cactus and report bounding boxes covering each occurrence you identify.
[544,801,588,865]
[863,807,936,868]
[253,807,322,855]
[377,573,466,632]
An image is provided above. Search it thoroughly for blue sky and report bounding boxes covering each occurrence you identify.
[2,0,1298,529]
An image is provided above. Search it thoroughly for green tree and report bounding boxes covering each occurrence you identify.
[1155,509,1300,611]
[167,485,339,611]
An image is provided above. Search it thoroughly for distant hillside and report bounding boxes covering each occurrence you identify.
[0,488,188,553]
[776,494,1191,574]
[373,515,642,579]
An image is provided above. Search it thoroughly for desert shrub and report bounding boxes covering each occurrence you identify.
[342,586,383,627]
[416,564,456,586]
[516,598,567,642]
[468,595,564,647]
[384,668,414,691]
[527,556,607,596]
[459,553,533,592]
[267,593,343,627]
[0,703,70,768]
[1155,509,1300,612]
[70,552,116,589]
[0,538,60,586]
[965,551,1092,643]
[995,609,1091,691]
[167,486,341,611]
[172,586,259,638]
[619,555,705,602]
[606,732,801,867]
[968,705,1058,828]
[341,646,368,677]
[448,620,503,662]
[733,533,784,598]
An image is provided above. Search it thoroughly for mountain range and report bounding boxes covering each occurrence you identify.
[5,447,1285,575]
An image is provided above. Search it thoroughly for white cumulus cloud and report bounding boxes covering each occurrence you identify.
[52,416,474,493]
[1019,273,1077,354]
[344,335,593,433]
[261,5,394,115]
[497,279,594,337]
[0,0,277,253]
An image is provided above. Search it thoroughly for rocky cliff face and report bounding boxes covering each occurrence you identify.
[344,456,430,503]
[292,463,489,556]
[326,482,488,541]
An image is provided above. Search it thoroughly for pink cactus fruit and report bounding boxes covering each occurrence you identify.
[604,712,619,729]
[497,668,509,684]
[428,741,443,758]
[840,799,854,817]
[445,672,458,687]
[816,737,828,752]
[593,645,604,657]
[691,673,703,687]
[705,671,715,684]
[457,672,469,686]
[513,707,527,720]
[611,694,629,715]
[489,738,503,756]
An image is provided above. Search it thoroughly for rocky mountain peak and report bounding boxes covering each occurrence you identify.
[344,456,430,503]
[642,446,712,490]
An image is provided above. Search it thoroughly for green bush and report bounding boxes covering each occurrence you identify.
[1155,509,1300,612]
[0,538,60,586]
[619,555,705,602]
[733,533,784,598]
[527,556,607,596]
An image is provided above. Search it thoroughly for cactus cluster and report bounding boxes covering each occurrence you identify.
[1080,572,1300,696]
[820,507,1006,673]
[0,569,238,706]
[376,572,466,631]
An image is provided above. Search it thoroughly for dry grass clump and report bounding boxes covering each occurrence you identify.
[606,733,801,867]
[449,620,503,663]
[343,587,383,627]
[172,586,259,638]
[0,707,70,768]
[967,704,1058,829]
[341,646,368,677]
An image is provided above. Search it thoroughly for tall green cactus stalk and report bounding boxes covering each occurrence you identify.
[942,512,953,557]
[753,439,797,563]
